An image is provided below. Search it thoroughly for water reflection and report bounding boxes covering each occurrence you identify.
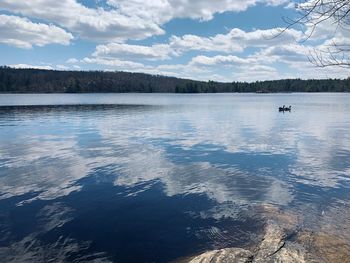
[0,94,350,262]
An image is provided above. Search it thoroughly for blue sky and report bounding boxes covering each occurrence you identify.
[0,0,348,81]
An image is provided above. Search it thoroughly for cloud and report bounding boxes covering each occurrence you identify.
[189,55,250,67]
[0,14,73,49]
[87,27,303,67]
[9,63,86,72]
[79,42,349,82]
[0,0,292,43]
[255,44,311,63]
[82,57,145,69]
[234,64,280,81]
[107,0,289,23]
[66,58,79,64]
[9,64,54,70]
[56,65,69,70]
[4,0,341,82]
[0,0,164,42]
[92,43,175,61]
[169,27,302,54]
[169,34,243,53]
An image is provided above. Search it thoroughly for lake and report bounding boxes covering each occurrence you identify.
[0,93,350,262]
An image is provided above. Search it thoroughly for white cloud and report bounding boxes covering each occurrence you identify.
[0,14,73,49]
[9,63,86,72]
[9,64,54,70]
[79,56,214,80]
[229,27,302,46]
[56,65,69,70]
[169,34,243,53]
[66,58,79,64]
[3,0,342,81]
[234,65,280,82]
[107,0,288,23]
[170,27,302,54]
[80,40,349,82]
[189,55,250,67]
[0,0,164,42]
[93,43,175,61]
[87,27,303,65]
[0,0,292,43]
[255,44,311,63]
[82,57,144,69]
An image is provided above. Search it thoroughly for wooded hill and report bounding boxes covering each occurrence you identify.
[0,66,349,93]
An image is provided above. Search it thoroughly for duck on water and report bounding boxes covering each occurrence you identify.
[279,105,291,112]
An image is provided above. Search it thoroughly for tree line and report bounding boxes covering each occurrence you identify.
[0,66,349,93]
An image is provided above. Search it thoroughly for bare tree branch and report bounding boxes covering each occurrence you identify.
[281,0,350,67]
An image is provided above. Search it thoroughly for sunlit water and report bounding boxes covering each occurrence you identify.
[0,93,350,262]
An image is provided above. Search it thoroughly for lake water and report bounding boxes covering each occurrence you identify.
[0,93,350,262]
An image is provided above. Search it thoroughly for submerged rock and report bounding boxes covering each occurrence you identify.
[189,248,253,263]
[186,204,350,263]
[188,222,305,263]
[297,231,350,263]
[253,222,286,261]
[256,204,299,232]
[267,245,306,263]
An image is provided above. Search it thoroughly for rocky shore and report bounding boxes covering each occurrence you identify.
[186,204,350,263]
[189,222,305,263]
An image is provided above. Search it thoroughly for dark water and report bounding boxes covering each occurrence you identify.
[0,93,350,262]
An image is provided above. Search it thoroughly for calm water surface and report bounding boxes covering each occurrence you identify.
[0,93,350,262]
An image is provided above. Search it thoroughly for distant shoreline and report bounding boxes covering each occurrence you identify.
[1,67,349,93]
[2,92,349,94]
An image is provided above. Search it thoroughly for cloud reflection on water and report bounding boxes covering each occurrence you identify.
[1,95,350,204]
[0,94,350,262]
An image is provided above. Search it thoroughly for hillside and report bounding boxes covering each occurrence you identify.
[0,67,349,93]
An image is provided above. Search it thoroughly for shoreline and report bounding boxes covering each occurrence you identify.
[182,204,350,263]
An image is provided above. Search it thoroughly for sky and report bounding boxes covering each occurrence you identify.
[0,0,349,82]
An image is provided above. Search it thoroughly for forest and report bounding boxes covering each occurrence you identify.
[0,66,349,93]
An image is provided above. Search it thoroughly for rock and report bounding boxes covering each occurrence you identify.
[253,222,305,263]
[297,231,350,263]
[256,204,299,231]
[188,222,306,263]
[268,244,306,263]
[189,248,253,263]
[253,222,286,262]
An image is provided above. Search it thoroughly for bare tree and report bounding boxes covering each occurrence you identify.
[283,0,350,67]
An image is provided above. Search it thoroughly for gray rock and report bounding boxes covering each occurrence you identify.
[188,221,306,263]
[268,243,306,263]
[253,222,286,262]
[189,248,253,263]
